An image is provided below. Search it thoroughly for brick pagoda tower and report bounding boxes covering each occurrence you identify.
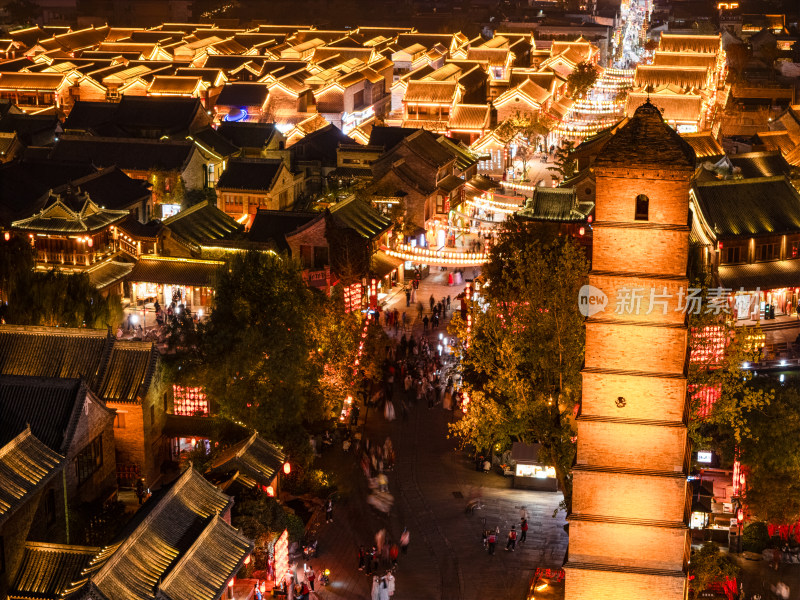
[564,102,697,599]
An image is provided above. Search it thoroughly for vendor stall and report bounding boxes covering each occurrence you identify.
[511,442,558,491]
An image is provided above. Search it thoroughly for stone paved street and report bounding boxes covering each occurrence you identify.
[306,268,568,600]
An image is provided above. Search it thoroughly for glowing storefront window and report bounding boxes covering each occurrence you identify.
[515,464,556,478]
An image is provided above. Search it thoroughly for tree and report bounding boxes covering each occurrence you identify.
[183,251,362,461]
[726,43,751,83]
[495,112,554,181]
[739,383,800,525]
[325,211,371,284]
[689,542,739,598]
[182,187,217,210]
[449,217,588,509]
[0,235,33,304]
[566,61,599,99]
[547,141,576,184]
[233,489,305,544]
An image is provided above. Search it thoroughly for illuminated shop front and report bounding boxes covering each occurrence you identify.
[511,442,559,491]
[127,256,222,310]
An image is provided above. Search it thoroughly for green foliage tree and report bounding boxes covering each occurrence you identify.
[547,141,576,184]
[233,489,305,544]
[449,217,588,509]
[566,61,599,99]
[325,211,371,284]
[0,235,33,303]
[182,187,217,210]
[742,521,770,553]
[739,383,800,525]
[689,542,739,598]
[182,251,363,461]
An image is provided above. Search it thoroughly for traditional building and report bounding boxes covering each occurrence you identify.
[215,158,302,220]
[0,326,165,491]
[565,102,694,599]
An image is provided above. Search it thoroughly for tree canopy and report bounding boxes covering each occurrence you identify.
[0,236,122,328]
[174,250,368,461]
[449,217,588,508]
[689,542,739,598]
[566,61,599,98]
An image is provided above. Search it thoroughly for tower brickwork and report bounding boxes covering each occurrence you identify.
[564,102,697,599]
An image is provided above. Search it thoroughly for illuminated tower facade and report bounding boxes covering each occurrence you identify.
[564,102,696,599]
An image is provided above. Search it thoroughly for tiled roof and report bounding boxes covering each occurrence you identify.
[402,129,456,168]
[55,166,152,212]
[147,75,203,95]
[0,376,94,452]
[594,101,695,170]
[634,65,708,89]
[0,427,64,527]
[680,131,724,161]
[0,325,159,404]
[118,214,162,240]
[368,125,417,150]
[329,165,373,179]
[127,256,223,287]
[163,200,243,250]
[215,158,284,192]
[728,151,792,178]
[626,89,702,123]
[754,131,795,155]
[658,33,720,54]
[718,260,800,291]
[216,82,269,107]
[436,174,465,193]
[0,326,110,389]
[404,80,458,104]
[86,258,136,290]
[437,135,479,171]
[207,432,285,488]
[448,104,490,131]
[10,542,100,600]
[0,72,65,90]
[50,136,197,172]
[11,192,129,233]
[328,195,391,239]
[652,51,717,69]
[190,125,240,159]
[157,515,253,600]
[247,209,319,251]
[217,121,278,149]
[87,468,235,600]
[519,187,593,222]
[692,176,800,238]
[96,341,158,404]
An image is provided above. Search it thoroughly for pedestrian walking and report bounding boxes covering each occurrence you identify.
[520,518,528,543]
[422,315,429,331]
[400,527,410,554]
[429,295,435,312]
[390,543,399,567]
[358,545,366,570]
[405,288,411,307]
[487,531,497,555]
[505,526,517,551]
[325,498,333,523]
[306,565,316,591]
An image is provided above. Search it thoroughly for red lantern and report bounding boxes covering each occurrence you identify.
[3,232,9,241]
[579,227,585,236]
[266,485,275,497]
[260,583,266,594]
[737,508,744,524]
[244,555,251,565]
[283,462,291,475]
[87,238,93,247]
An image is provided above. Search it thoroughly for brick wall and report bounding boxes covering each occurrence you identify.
[591,228,689,277]
[572,470,688,522]
[585,323,688,373]
[569,521,687,570]
[594,169,693,226]
[564,567,686,600]
[581,372,687,421]
[576,420,687,471]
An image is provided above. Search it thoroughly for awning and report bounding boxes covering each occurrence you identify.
[718,260,800,291]
[127,257,223,287]
[370,251,404,279]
